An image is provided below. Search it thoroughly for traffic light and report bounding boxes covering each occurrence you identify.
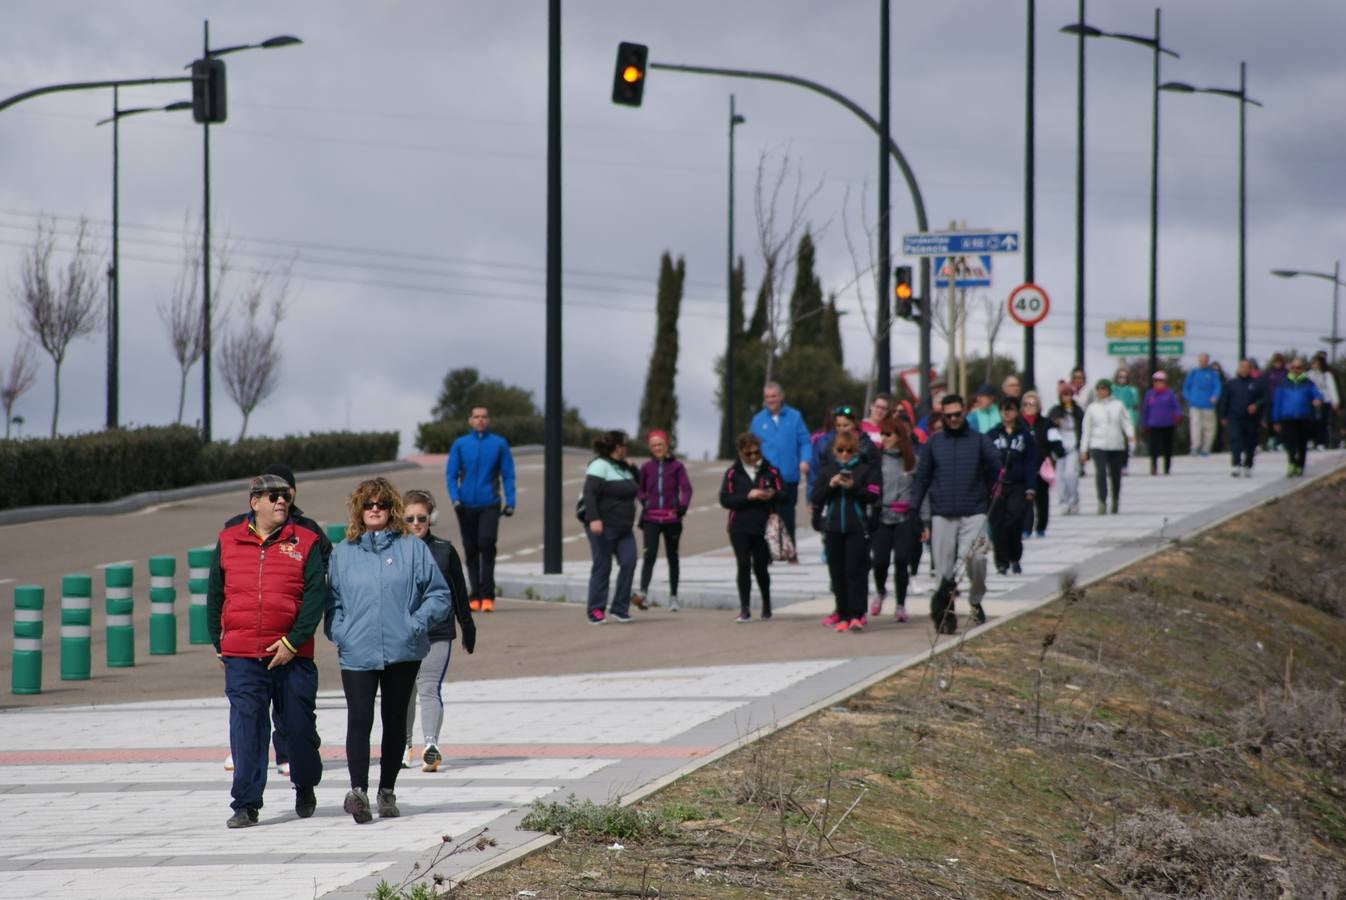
[191,58,227,124]
[894,265,915,319]
[612,42,648,107]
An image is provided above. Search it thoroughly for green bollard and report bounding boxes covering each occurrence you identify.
[148,555,177,656]
[325,523,347,545]
[12,585,43,695]
[187,546,213,645]
[60,574,92,681]
[104,564,135,668]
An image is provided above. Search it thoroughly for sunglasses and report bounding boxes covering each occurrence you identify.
[403,514,429,524]
[880,431,895,437]
[362,499,392,511]
[252,490,291,504]
[742,449,761,458]
[944,410,964,418]
[832,406,855,417]
[834,448,855,456]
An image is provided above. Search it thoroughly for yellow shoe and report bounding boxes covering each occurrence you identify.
[480,597,495,613]
[468,597,482,612]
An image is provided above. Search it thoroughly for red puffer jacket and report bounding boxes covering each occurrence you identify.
[209,518,326,659]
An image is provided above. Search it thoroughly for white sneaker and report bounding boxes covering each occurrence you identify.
[402,744,415,769]
[1243,466,1253,478]
[224,754,234,772]
[669,596,680,612]
[277,761,290,776]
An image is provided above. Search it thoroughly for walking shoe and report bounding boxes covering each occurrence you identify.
[1243,466,1253,478]
[996,565,1009,576]
[969,602,987,626]
[1097,502,1107,515]
[480,597,495,613]
[468,597,482,612]
[834,619,852,633]
[1011,562,1022,575]
[226,807,259,829]
[668,596,680,612]
[376,788,400,818]
[761,610,773,621]
[787,553,800,564]
[1231,467,1242,478]
[630,592,648,611]
[277,761,290,777]
[1110,501,1119,514]
[402,744,415,769]
[1287,463,1296,477]
[609,611,633,623]
[224,754,234,772]
[343,788,373,824]
[894,604,908,623]
[735,610,751,623]
[422,744,442,773]
[822,613,843,627]
[1035,530,1046,538]
[849,617,865,632]
[870,592,885,617]
[295,785,316,819]
[588,609,605,624]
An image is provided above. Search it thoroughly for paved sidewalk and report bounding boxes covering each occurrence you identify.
[2,451,1341,898]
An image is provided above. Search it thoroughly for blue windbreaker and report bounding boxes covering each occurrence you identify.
[1182,367,1222,410]
[446,431,517,507]
[326,530,451,671]
[1271,375,1323,422]
[749,404,812,485]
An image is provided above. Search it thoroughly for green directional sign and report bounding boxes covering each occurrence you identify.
[1108,340,1184,356]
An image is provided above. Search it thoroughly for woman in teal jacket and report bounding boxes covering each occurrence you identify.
[327,477,451,824]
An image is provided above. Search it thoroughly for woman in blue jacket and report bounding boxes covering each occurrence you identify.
[327,477,451,824]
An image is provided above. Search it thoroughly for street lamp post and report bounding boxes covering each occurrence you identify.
[193,22,301,443]
[1160,63,1261,362]
[1061,10,1178,380]
[1023,0,1036,389]
[96,93,192,431]
[1069,0,1086,373]
[723,95,746,460]
[1272,263,1344,366]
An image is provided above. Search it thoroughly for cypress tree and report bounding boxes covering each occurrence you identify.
[638,252,685,444]
[822,293,844,365]
[717,256,747,459]
[787,231,825,348]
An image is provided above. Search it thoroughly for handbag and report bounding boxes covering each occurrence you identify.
[1038,456,1057,487]
[765,513,796,562]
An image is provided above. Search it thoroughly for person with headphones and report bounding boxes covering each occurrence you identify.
[401,489,476,773]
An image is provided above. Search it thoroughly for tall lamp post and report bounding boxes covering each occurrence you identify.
[1065,0,1087,373]
[1160,63,1261,362]
[1272,264,1344,366]
[192,22,301,443]
[722,95,746,460]
[1061,10,1178,380]
[96,93,192,431]
[1022,0,1036,389]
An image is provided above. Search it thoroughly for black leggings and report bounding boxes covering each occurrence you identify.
[989,482,1028,568]
[729,532,770,613]
[825,530,870,620]
[871,520,913,605]
[1090,449,1125,505]
[1281,418,1312,469]
[341,661,420,792]
[639,521,682,595]
[1148,426,1174,473]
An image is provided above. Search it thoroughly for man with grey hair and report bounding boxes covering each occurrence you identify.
[749,381,811,551]
[1182,352,1222,456]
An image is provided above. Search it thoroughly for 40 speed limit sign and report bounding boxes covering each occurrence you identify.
[1007,282,1050,327]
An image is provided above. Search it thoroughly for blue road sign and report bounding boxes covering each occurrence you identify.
[933,255,993,289]
[902,231,1021,256]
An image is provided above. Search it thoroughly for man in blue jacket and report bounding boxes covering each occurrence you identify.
[1182,353,1222,456]
[749,382,812,553]
[909,394,1003,628]
[1271,357,1323,477]
[1218,358,1265,477]
[446,406,516,611]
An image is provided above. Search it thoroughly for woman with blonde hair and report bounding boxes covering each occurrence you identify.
[326,477,451,823]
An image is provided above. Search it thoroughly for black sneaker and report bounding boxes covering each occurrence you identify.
[344,788,373,824]
[735,610,751,623]
[295,786,316,819]
[377,788,400,818]
[1011,562,1022,575]
[226,807,259,829]
[609,611,633,623]
[970,602,987,626]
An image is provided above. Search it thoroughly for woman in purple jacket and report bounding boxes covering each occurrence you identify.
[1142,371,1183,475]
[635,430,693,611]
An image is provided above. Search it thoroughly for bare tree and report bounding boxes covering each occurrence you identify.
[840,181,897,407]
[159,219,231,424]
[219,268,290,440]
[981,295,1007,384]
[15,218,103,437]
[1,342,39,439]
[753,150,826,383]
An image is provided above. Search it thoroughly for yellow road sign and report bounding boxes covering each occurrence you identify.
[1105,319,1186,339]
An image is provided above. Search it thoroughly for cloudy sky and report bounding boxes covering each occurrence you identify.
[1,0,1343,457]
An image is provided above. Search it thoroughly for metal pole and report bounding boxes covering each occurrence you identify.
[724,94,737,460]
[543,0,562,574]
[877,0,891,396]
[1073,0,1086,373]
[1237,61,1247,362]
[201,19,213,443]
[1147,7,1161,381]
[919,258,931,406]
[107,86,120,430]
[1334,261,1341,368]
[1022,0,1036,389]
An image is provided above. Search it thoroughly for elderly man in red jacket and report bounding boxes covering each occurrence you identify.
[207,473,327,829]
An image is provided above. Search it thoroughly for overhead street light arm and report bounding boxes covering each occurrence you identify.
[95,100,192,127]
[0,75,192,114]
[1273,268,1345,285]
[204,34,302,60]
[1160,81,1262,106]
[1059,23,1178,58]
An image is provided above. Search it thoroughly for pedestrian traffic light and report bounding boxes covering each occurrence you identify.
[191,58,227,124]
[894,265,915,319]
[612,42,648,107]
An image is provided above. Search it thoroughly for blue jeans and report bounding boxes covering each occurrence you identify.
[775,480,800,544]
[586,526,636,617]
[224,656,322,811]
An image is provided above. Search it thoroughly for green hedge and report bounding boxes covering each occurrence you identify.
[417,415,601,454]
[0,426,399,510]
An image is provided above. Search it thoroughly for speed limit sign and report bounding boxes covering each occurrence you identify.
[1007,282,1050,327]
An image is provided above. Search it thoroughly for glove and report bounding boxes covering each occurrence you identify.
[677,506,688,518]
[502,506,514,517]
[461,623,476,654]
[453,501,464,512]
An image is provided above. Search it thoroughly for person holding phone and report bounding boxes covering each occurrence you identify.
[719,432,783,622]
[813,431,881,632]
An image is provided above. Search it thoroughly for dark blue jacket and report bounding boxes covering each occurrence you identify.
[1272,376,1323,422]
[1218,374,1266,421]
[446,431,516,508]
[810,456,880,534]
[909,425,1002,518]
[986,424,1037,486]
[421,532,474,650]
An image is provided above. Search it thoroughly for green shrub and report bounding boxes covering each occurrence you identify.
[0,427,399,510]
[416,415,600,453]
